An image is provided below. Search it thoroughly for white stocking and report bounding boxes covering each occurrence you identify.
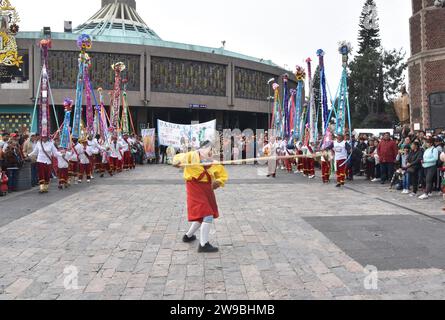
[200,222,212,247]
[186,222,201,238]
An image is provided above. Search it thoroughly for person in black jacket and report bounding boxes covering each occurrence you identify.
[406,141,423,196]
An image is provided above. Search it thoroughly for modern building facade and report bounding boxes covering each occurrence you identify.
[408,0,445,131]
[0,0,295,134]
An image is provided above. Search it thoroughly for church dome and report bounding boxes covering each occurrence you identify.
[73,0,161,40]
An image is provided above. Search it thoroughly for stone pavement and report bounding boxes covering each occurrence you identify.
[0,164,444,300]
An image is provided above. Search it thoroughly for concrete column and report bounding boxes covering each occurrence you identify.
[139,52,145,101]
[227,62,234,107]
[146,53,151,103]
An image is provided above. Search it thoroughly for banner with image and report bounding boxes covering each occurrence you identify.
[157,120,217,149]
[142,129,156,159]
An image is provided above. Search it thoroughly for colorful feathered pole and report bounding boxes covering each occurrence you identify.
[98,88,109,140]
[306,57,317,144]
[121,79,130,135]
[72,34,92,139]
[84,57,94,136]
[334,41,352,136]
[38,39,51,137]
[110,62,126,130]
[317,49,329,136]
[272,83,282,138]
[294,66,305,141]
[288,89,296,139]
[282,74,290,138]
[60,98,73,149]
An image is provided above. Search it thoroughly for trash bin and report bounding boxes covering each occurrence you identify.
[15,161,32,191]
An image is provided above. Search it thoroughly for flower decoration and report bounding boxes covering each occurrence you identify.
[295,65,306,81]
[112,62,126,72]
[63,98,73,112]
[39,39,52,49]
[338,41,352,56]
[77,34,93,51]
[316,49,325,57]
[272,83,280,91]
[282,73,289,83]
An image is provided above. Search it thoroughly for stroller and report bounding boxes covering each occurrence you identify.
[390,169,404,191]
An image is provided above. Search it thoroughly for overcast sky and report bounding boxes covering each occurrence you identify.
[16,0,411,91]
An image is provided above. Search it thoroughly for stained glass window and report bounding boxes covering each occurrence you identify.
[235,67,276,101]
[151,57,226,96]
[47,51,141,90]
[0,114,31,132]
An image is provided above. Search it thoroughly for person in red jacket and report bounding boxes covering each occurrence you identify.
[377,133,399,185]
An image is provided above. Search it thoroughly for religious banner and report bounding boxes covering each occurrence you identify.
[142,128,156,160]
[157,120,216,149]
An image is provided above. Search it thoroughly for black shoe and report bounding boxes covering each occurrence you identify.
[198,243,219,253]
[182,235,197,243]
[336,183,342,188]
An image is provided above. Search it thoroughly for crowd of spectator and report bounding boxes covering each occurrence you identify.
[350,129,445,202]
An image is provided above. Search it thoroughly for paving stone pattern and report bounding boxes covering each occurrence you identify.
[0,165,444,300]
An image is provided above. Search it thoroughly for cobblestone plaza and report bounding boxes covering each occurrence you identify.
[0,165,444,300]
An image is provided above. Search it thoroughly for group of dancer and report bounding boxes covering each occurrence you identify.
[263,131,352,188]
[25,131,137,193]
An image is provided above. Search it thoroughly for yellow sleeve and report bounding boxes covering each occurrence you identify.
[213,165,229,188]
[172,152,187,166]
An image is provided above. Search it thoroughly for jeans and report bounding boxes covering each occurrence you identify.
[424,166,437,195]
[403,172,410,190]
[380,162,394,183]
[409,169,420,194]
[375,164,381,179]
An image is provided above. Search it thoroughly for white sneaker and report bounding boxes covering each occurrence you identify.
[371,178,379,182]
[418,194,429,200]
[428,193,433,197]
[308,175,315,179]
[409,193,417,197]
[87,180,91,183]
[402,190,409,194]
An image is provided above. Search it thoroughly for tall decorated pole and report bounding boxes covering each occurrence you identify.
[97,88,109,140]
[334,41,352,136]
[38,39,51,137]
[271,83,282,138]
[317,49,329,136]
[110,62,126,131]
[288,89,296,140]
[60,98,73,149]
[294,66,305,141]
[72,34,92,139]
[281,74,290,138]
[121,79,130,134]
[306,57,317,144]
[83,57,94,136]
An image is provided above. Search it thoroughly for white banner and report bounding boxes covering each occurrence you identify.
[158,120,217,149]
